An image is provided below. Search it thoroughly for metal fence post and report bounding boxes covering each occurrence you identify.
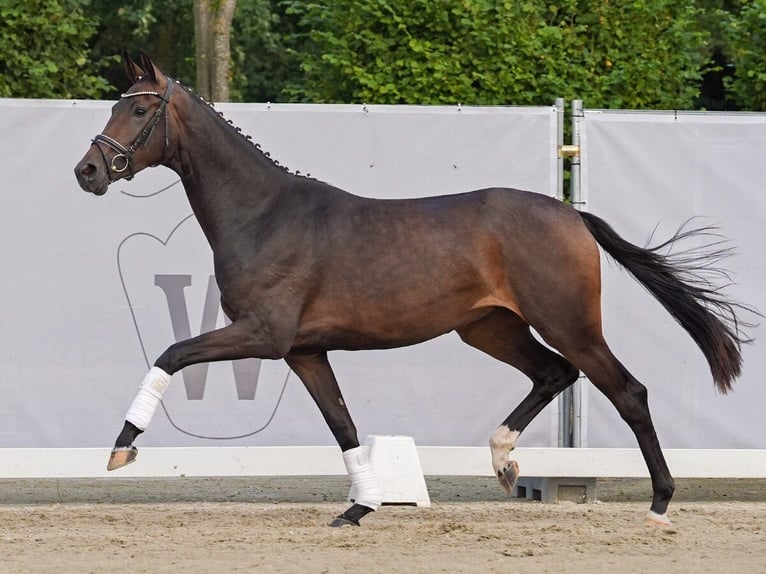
[558,99,585,448]
[555,97,565,201]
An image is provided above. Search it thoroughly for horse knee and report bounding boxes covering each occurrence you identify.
[155,344,182,374]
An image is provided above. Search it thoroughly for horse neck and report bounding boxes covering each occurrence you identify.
[164,95,292,248]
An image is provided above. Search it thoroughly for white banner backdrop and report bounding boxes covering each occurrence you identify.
[0,99,559,449]
[581,110,766,449]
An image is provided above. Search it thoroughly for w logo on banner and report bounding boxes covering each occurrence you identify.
[154,274,260,400]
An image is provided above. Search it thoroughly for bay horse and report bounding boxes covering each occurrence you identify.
[75,53,752,528]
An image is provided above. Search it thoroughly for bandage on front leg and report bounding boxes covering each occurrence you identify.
[343,446,382,511]
[125,367,172,431]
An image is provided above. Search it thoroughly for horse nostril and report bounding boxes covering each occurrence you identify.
[79,163,97,178]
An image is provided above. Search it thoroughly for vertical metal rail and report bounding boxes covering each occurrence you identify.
[555,98,565,201]
[570,100,584,211]
[557,100,585,448]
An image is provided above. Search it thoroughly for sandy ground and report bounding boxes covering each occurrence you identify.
[1,476,765,573]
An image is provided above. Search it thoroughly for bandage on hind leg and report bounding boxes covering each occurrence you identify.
[343,446,382,511]
[125,367,172,431]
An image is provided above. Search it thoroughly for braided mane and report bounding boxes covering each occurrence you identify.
[174,78,313,179]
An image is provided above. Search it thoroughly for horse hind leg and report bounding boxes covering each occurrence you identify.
[457,309,580,494]
[552,336,676,526]
[469,308,676,526]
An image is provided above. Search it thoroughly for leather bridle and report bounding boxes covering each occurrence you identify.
[92,76,174,181]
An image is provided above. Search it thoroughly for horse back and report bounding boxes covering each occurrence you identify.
[278,185,600,351]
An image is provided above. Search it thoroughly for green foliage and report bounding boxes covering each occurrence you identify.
[0,0,112,98]
[7,0,762,110]
[282,0,708,108]
[229,0,301,102]
[88,1,195,98]
[88,0,293,103]
[724,0,766,110]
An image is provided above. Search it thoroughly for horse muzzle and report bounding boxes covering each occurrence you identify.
[74,155,109,196]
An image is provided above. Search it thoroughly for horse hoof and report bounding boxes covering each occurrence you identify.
[328,517,360,528]
[497,460,520,494]
[107,446,138,471]
[644,511,673,527]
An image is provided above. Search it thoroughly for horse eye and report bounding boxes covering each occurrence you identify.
[134,107,147,117]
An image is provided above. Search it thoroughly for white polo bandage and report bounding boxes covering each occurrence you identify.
[125,367,172,430]
[343,446,382,511]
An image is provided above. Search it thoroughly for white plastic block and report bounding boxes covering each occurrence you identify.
[348,435,431,507]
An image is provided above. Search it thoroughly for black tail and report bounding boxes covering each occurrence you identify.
[579,211,756,393]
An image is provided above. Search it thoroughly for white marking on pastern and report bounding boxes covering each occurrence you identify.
[489,426,520,474]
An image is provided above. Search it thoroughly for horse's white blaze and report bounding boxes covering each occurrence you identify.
[489,426,520,473]
[125,367,172,430]
[343,446,382,511]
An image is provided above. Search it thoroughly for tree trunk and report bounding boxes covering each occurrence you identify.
[193,0,237,102]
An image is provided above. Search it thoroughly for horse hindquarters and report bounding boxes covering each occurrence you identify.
[476,204,675,524]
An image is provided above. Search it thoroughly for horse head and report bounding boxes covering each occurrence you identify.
[75,52,175,196]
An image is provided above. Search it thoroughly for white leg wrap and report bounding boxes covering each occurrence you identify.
[125,367,172,431]
[343,446,382,511]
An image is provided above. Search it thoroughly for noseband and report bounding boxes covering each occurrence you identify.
[92,76,174,181]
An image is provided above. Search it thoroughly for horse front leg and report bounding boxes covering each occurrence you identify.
[108,318,289,470]
[285,352,381,527]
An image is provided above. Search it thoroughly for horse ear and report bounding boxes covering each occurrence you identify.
[139,51,160,84]
[123,51,145,84]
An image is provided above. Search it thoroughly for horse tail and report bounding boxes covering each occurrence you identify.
[579,210,755,394]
